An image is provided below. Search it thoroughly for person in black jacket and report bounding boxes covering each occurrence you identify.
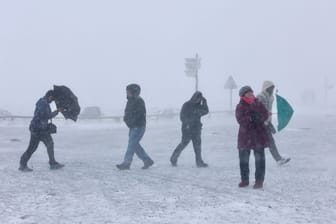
[170,91,209,167]
[116,84,154,170]
[19,90,64,172]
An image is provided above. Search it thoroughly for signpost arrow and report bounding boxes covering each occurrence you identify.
[224,75,238,111]
[185,54,201,91]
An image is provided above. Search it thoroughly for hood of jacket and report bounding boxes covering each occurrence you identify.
[189,91,203,104]
[126,84,141,99]
[261,81,275,94]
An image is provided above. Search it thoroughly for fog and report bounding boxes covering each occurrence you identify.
[1,0,335,115]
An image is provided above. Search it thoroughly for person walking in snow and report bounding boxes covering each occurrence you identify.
[236,86,269,189]
[257,81,290,166]
[170,91,209,168]
[116,84,154,170]
[19,90,64,172]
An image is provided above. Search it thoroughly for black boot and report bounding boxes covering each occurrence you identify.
[142,160,154,169]
[170,145,184,167]
[116,163,130,170]
[50,162,64,170]
[196,161,208,168]
[195,149,208,168]
[19,165,33,172]
[170,154,178,167]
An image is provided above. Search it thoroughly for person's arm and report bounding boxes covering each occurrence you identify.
[257,94,272,124]
[258,101,269,124]
[250,101,269,124]
[180,103,189,123]
[257,94,267,108]
[49,110,59,119]
[134,98,146,123]
[123,101,134,128]
[124,98,146,127]
[198,97,209,116]
[37,101,58,120]
[235,104,252,128]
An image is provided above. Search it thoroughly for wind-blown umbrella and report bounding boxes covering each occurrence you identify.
[53,85,81,121]
[276,93,294,132]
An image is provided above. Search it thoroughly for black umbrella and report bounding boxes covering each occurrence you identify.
[53,85,81,121]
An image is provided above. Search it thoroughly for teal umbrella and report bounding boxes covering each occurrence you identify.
[276,94,294,132]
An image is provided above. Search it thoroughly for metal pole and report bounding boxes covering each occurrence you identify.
[230,89,233,111]
[195,69,199,91]
[324,76,328,106]
[195,53,199,91]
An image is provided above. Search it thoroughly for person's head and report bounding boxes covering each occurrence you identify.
[262,81,275,96]
[239,86,254,99]
[190,91,203,104]
[126,84,141,99]
[45,90,55,103]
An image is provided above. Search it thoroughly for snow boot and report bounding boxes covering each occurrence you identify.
[19,165,33,172]
[50,162,64,170]
[196,161,208,168]
[116,163,130,170]
[238,181,249,188]
[142,160,154,170]
[277,157,291,166]
[170,150,180,167]
[170,157,177,167]
[253,181,263,189]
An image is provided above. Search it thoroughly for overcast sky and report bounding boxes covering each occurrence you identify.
[1,0,335,115]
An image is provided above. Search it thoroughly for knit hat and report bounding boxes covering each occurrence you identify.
[239,86,253,97]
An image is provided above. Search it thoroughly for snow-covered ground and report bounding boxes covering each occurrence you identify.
[0,113,335,224]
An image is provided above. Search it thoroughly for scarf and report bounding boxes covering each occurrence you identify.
[241,96,256,105]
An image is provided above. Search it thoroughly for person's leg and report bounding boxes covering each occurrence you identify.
[191,130,207,167]
[267,127,282,162]
[20,132,40,168]
[254,148,266,186]
[238,149,251,186]
[123,127,149,165]
[40,133,56,165]
[40,133,64,169]
[170,131,191,166]
[133,127,153,167]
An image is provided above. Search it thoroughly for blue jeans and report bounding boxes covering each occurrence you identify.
[123,127,152,165]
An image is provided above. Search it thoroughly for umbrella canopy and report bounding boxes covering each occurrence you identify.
[53,85,81,121]
[276,94,294,132]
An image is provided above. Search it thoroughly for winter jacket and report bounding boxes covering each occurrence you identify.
[257,81,274,125]
[124,96,146,128]
[180,92,209,133]
[30,97,58,132]
[235,98,269,150]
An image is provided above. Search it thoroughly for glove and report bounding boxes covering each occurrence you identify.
[250,112,262,124]
[267,123,276,134]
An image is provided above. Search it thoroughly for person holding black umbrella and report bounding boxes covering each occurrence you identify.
[19,90,64,172]
[116,84,154,170]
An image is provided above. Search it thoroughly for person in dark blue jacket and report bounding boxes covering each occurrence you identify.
[19,90,64,172]
[116,84,154,170]
[170,91,209,167]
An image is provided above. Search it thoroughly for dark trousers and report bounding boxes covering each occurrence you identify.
[20,131,56,166]
[171,129,204,164]
[239,149,265,183]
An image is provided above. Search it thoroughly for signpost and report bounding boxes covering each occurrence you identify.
[224,75,238,111]
[185,54,201,91]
